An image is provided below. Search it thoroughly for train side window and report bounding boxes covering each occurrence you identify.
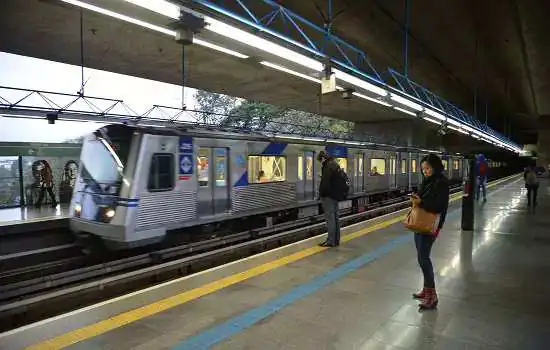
[335,158,348,173]
[453,160,459,170]
[214,148,227,187]
[147,153,174,192]
[248,155,287,183]
[298,155,304,180]
[389,158,396,175]
[306,155,313,180]
[355,154,364,176]
[443,160,448,170]
[197,148,209,187]
[370,159,386,175]
[412,159,417,172]
[401,159,407,174]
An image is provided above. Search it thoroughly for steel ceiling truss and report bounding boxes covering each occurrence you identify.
[188,0,518,148]
[0,86,415,148]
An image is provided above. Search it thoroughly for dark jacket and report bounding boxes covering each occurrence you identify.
[418,174,449,229]
[319,158,339,200]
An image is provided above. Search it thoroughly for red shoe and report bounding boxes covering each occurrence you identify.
[419,288,438,310]
[412,288,426,299]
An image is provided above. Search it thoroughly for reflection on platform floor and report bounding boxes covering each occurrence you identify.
[0,204,69,225]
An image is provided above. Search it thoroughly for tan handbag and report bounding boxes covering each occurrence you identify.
[404,205,440,234]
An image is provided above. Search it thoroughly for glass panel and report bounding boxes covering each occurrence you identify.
[298,156,304,181]
[443,160,448,170]
[147,154,174,191]
[370,159,385,175]
[306,155,313,180]
[453,160,459,170]
[401,159,407,174]
[197,148,209,187]
[390,158,396,175]
[248,156,287,183]
[214,148,226,187]
[335,158,347,173]
[23,157,79,205]
[0,157,21,208]
[355,154,363,176]
[412,159,417,173]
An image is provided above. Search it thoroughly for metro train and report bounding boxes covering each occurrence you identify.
[69,124,475,249]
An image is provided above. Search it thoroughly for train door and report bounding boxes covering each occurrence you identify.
[354,153,364,192]
[197,147,230,216]
[389,155,397,188]
[297,152,314,200]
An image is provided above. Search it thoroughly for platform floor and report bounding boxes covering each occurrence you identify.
[2,175,549,350]
[0,205,69,226]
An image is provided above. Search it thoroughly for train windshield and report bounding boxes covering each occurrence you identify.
[79,128,131,196]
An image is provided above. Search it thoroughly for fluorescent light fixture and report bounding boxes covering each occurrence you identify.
[333,69,387,96]
[205,18,323,71]
[327,139,342,143]
[194,38,249,58]
[447,125,460,132]
[352,92,391,107]
[446,118,461,127]
[302,136,325,142]
[124,0,180,18]
[424,108,446,121]
[394,107,417,117]
[391,94,423,111]
[61,0,176,35]
[423,117,442,125]
[345,141,362,145]
[260,61,321,84]
[275,134,303,140]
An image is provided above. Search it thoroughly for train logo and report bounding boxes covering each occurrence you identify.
[179,155,193,180]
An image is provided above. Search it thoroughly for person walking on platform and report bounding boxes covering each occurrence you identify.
[475,153,488,202]
[317,150,349,247]
[410,154,449,310]
[524,163,539,208]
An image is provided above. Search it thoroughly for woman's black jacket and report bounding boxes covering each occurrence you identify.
[418,174,450,229]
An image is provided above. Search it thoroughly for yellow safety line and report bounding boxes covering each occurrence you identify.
[24,174,518,350]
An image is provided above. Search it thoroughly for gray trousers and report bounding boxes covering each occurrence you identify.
[322,197,340,245]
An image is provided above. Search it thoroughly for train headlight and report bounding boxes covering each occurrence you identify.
[74,203,81,217]
[104,208,115,219]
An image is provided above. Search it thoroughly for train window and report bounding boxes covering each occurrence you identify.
[453,160,459,170]
[401,159,407,174]
[298,156,304,180]
[370,159,386,175]
[197,148,209,187]
[390,158,396,175]
[306,155,313,180]
[355,154,364,176]
[442,160,448,170]
[147,153,174,192]
[248,155,286,183]
[214,148,226,187]
[412,159,417,173]
[335,158,348,173]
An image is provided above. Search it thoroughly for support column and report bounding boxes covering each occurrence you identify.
[537,116,550,168]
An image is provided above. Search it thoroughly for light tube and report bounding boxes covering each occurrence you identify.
[260,61,321,84]
[423,117,442,125]
[447,125,460,132]
[333,69,387,96]
[391,94,423,111]
[302,137,325,142]
[194,39,249,58]
[276,134,303,140]
[352,92,391,107]
[394,107,417,117]
[424,108,446,121]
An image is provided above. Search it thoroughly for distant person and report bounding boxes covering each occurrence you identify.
[475,154,488,202]
[257,170,269,183]
[524,163,539,207]
[410,154,449,310]
[370,166,380,176]
[317,150,349,247]
[35,161,58,208]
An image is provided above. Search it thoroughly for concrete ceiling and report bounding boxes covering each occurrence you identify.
[274,0,550,143]
[1,0,544,148]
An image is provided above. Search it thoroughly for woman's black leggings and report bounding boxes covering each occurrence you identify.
[414,233,436,288]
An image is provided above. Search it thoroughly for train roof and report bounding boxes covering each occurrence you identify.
[96,123,459,156]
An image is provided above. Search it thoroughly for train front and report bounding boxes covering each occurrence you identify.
[70,126,133,248]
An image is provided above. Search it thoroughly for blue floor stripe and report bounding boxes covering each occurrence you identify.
[171,178,518,350]
[171,234,412,350]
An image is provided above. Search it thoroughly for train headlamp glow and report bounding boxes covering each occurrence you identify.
[104,209,116,219]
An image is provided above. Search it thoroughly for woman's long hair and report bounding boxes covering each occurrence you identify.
[421,154,444,177]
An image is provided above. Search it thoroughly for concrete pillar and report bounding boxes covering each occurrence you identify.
[353,118,437,148]
[536,116,550,167]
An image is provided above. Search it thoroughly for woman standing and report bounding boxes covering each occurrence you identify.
[410,154,449,309]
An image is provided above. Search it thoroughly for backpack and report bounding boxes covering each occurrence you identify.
[332,166,350,201]
[526,170,538,186]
